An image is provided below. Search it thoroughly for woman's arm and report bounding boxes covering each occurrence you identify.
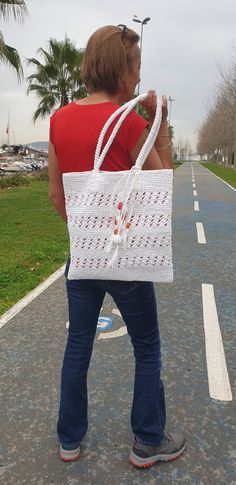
[48,141,67,223]
[140,91,173,169]
[130,128,163,170]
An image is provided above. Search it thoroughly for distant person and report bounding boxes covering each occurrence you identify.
[48,24,186,468]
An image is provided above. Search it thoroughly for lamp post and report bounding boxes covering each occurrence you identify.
[168,96,175,126]
[132,15,151,95]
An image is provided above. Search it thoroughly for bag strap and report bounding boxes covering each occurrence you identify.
[93,93,162,172]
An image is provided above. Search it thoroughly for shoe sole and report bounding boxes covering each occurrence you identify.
[129,443,186,468]
[59,445,80,462]
[60,453,80,462]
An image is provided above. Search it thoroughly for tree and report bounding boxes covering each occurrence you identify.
[197,54,236,166]
[26,37,87,122]
[168,124,174,142]
[0,0,27,79]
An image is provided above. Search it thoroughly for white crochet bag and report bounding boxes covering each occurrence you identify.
[63,93,173,282]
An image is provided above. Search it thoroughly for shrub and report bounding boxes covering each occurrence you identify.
[0,175,31,189]
[31,168,49,181]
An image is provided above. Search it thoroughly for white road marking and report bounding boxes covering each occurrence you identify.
[98,326,127,340]
[112,308,122,317]
[0,265,66,329]
[192,183,196,188]
[66,313,113,331]
[201,284,232,401]
[193,190,198,196]
[196,222,206,244]
[194,201,199,211]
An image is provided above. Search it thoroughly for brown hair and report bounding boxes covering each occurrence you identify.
[81,25,140,94]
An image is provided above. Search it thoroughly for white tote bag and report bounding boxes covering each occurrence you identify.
[63,93,173,282]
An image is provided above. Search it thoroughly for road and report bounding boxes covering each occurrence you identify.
[0,162,235,484]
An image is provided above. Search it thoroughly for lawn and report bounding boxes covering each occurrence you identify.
[201,163,236,189]
[0,181,69,316]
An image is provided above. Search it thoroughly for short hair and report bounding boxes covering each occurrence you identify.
[81,25,140,95]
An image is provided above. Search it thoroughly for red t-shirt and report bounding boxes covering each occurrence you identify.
[50,102,148,173]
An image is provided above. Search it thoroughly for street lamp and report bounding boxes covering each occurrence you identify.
[168,96,175,126]
[132,15,151,95]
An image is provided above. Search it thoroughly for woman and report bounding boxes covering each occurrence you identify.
[48,25,186,468]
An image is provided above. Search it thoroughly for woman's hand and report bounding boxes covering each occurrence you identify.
[140,90,168,124]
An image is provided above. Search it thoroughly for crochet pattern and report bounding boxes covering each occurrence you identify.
[63,93,173,282]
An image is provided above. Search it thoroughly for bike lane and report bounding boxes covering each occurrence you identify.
[0,162,235,484]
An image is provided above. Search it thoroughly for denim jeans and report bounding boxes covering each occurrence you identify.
[57,264,166,449]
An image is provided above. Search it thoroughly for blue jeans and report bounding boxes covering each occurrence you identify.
[57,267,166,449]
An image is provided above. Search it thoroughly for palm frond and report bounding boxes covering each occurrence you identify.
[0,30,23,79]
[32,95,57,122]
[27,36,88,121]
[26,57,42,67]
[0,0,28,23]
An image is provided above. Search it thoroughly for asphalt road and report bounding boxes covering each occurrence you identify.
[1,162,235,485]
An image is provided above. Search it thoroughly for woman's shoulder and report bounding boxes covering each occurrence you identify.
[50,102,78,118]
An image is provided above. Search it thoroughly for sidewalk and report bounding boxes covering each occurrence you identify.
[0,162,235,485]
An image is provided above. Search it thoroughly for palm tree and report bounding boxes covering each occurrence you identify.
[26,37,86,122]
[0,0,28,79]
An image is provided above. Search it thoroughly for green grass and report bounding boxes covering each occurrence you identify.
[201,163,236,189]
[0,181,69,316]
[173,162,183,170]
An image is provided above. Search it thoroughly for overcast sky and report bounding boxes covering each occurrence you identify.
[0,0,236,151]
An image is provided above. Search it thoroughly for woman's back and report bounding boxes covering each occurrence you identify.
[50,101,147,174]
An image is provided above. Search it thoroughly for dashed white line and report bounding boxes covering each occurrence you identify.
[196,222,206,244]
[0,265,66,329]
[201,284,232,401]
[192,183,196,188]
[194,201,199,211]
[193,190,198,196]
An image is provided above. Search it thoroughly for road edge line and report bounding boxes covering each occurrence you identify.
[201,164,236,192]
[0,265,66,329]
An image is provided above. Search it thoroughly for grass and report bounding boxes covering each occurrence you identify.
[0,181,69,316]
[173,161,183,170]
[0,174,31,189]
[0,168,49,190]
[201,163,236,189]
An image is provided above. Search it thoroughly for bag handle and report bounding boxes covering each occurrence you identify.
[93,93,162,172]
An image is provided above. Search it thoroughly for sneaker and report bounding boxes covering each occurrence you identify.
[59,444,80,462]
[129,431,186,468]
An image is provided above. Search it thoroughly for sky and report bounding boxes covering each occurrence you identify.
[0,0,236,152]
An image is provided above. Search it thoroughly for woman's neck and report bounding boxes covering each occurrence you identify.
[76,90,127,106]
